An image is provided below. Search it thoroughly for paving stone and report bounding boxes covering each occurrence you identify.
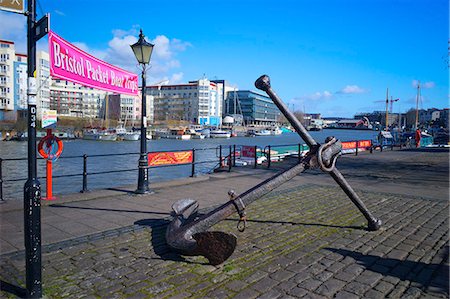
[256,288,282,299]
[251,277,279,293]
[315,278,346,297]
[225,280,249,292]
[232,287,260,299]
[269,269,296,282]
[286,286,308,297]
[334,290,360,299]
[297,278,322,291]
[343,281,372,296]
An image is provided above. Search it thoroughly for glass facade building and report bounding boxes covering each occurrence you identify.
[225,90,280,126]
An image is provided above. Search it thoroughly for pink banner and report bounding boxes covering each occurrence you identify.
[48,31,139,95]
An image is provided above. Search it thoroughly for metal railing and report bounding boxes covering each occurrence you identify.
[0,139,382,201]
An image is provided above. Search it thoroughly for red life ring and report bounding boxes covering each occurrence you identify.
[38,135,64,161]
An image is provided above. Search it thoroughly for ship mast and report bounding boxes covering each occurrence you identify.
[415,81,420,129]
[385,88,389,131]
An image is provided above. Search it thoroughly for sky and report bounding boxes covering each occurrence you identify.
[1,0,448,117]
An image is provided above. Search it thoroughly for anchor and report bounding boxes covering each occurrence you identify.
[165,75,382,265]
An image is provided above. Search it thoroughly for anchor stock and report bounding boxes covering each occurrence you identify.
[165,75,382,266]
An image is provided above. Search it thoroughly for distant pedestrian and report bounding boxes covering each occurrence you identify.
[415,129,421,148]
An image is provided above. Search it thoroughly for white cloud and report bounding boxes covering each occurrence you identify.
[337,85,366,94]
[302,90,333,101]
[0,11,27,52]
[54,10,65,16]
[70,28,191,83]
[412,80,435,89]
[170,72,184,83]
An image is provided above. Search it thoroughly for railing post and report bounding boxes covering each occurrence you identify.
[267,145,271,168]
[0,158,4,202]
[80,154,88,193]
[191,148,195,177]
[355,141,358,156]
[233,144,236,166]
[228,145,232,172]
[298,144,302,163]
[254,145,257,168]
[219,145,222,168]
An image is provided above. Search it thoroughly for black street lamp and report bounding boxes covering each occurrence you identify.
[131,29,154,194]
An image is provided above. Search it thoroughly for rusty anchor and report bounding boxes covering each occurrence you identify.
[165,75,382,265]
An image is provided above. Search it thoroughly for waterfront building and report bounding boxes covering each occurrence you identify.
[225,90,280,126]
[0,40,50,122]
[50,80,106,118]
[13,54,27,115]
[36,51,51,117]
[109,93,141,125]
[0,40,16,121]
[147,78,226,126]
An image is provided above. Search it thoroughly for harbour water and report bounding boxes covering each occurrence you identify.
[0,129,379,200]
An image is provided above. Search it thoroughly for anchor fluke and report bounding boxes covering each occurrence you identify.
[192,231,237,265]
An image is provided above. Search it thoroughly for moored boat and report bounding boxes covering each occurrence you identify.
[210,130,231,138]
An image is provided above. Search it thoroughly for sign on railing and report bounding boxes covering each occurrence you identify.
[241,146,255,158]
[148,151,193,167]
[341,140,372,154]
[48,31,139,95]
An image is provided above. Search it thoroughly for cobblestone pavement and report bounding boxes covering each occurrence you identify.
[1,183,448,298]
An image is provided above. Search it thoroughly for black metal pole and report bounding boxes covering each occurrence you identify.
[0,158,4,202]
[267,145,271,168]
[228,145,232,172]
[254,145,257,168]
[191,148,195,177]
[81,154,88,193]
[219,145,222,167]
[136,67,150,194]
[233,144,236,166]
[24,0,42,296]
[298,144,302,163]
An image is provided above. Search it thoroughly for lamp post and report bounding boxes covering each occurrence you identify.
[131,29,154,194]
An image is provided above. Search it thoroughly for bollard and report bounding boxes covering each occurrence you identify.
[191,149,195,177]
[355,141,359,156]
[80,154,88,193]
[267,145,271,168]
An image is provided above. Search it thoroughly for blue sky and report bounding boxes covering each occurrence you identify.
[1,0,448,117]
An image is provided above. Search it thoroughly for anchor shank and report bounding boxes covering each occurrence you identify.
[329,168,380,230]
[189,161,307,235]
[255,75,317,147]
[255,75,381,231]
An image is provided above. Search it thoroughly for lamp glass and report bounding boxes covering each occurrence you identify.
[131,34,154,65]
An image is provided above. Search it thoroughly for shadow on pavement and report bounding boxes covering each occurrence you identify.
[49,203,171,216]
[227,218,366,230]
[0,280,26,298]
[134,218,207,265]
[326,247,450,294]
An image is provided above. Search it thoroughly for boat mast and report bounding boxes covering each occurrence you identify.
[385,88,389,131]
[415,81,420,129]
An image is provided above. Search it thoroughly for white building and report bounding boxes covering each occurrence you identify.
[147,77,228,126]
[50,79,107,118]
[0,40,16,121]
[0,40,51,121]
[36,51,51,117]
